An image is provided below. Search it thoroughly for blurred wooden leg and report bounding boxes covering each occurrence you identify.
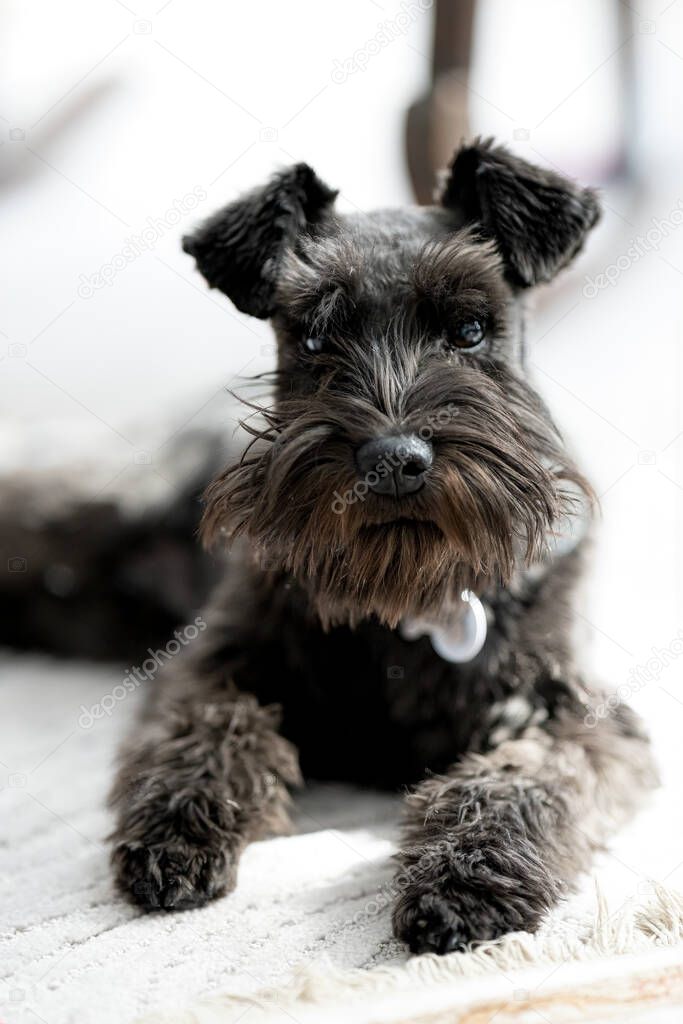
[405,0,476,203]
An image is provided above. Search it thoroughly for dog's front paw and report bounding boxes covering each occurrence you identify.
[393,889,470,955]
[393,883,530,955]
[392,838,557,955]
[112,836,236,910]
[110,784,242,911]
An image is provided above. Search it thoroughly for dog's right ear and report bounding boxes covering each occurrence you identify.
[182,163,338,319]
[439,138,600,288]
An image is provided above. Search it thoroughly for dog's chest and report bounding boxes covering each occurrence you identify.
[235,611,511,787]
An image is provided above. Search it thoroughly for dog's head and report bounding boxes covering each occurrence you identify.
[184,139,598,627]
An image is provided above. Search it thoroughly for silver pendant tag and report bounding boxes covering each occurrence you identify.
[400,589,488,664]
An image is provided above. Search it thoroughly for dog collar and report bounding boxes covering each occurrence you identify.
[400,589,488,664]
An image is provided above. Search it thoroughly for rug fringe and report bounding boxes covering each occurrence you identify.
[142,882,683,1023]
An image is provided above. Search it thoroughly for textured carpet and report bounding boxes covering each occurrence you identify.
[2,653,683,1024]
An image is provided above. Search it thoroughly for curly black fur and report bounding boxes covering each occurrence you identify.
[110,139,657,954]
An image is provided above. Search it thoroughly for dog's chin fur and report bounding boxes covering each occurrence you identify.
[201,359,590,629]
[259,520,474,630]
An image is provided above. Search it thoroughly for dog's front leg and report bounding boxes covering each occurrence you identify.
[110,680,300,910]
[392,699,656,954]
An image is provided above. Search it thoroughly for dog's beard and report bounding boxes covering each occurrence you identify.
[202,364,589,629]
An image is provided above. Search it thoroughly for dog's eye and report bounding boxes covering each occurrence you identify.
[303,336,326,355]
[449,320,486,350]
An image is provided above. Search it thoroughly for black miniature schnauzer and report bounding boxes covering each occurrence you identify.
[110,139,656,955]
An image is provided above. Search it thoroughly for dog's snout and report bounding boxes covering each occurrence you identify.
[355,434,433,497]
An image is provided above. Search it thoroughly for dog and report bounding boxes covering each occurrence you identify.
[110,139,657,955]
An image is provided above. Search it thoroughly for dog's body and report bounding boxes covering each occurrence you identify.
[111,141,657,955]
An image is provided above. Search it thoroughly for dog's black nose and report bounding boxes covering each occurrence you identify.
[355,434,433,497]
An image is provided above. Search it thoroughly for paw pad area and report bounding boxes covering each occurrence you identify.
[397,894,469,956]
[112,841,230,912]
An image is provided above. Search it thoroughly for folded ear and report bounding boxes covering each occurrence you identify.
[182,163,338,318]
[439,138,600,288]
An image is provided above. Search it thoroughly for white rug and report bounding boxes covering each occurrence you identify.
[3,653,683,1024]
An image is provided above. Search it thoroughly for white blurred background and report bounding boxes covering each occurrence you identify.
[2,0,683,739]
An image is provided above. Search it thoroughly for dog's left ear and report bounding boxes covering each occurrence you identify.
[440,138,600,287]
[183,163,338,318]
